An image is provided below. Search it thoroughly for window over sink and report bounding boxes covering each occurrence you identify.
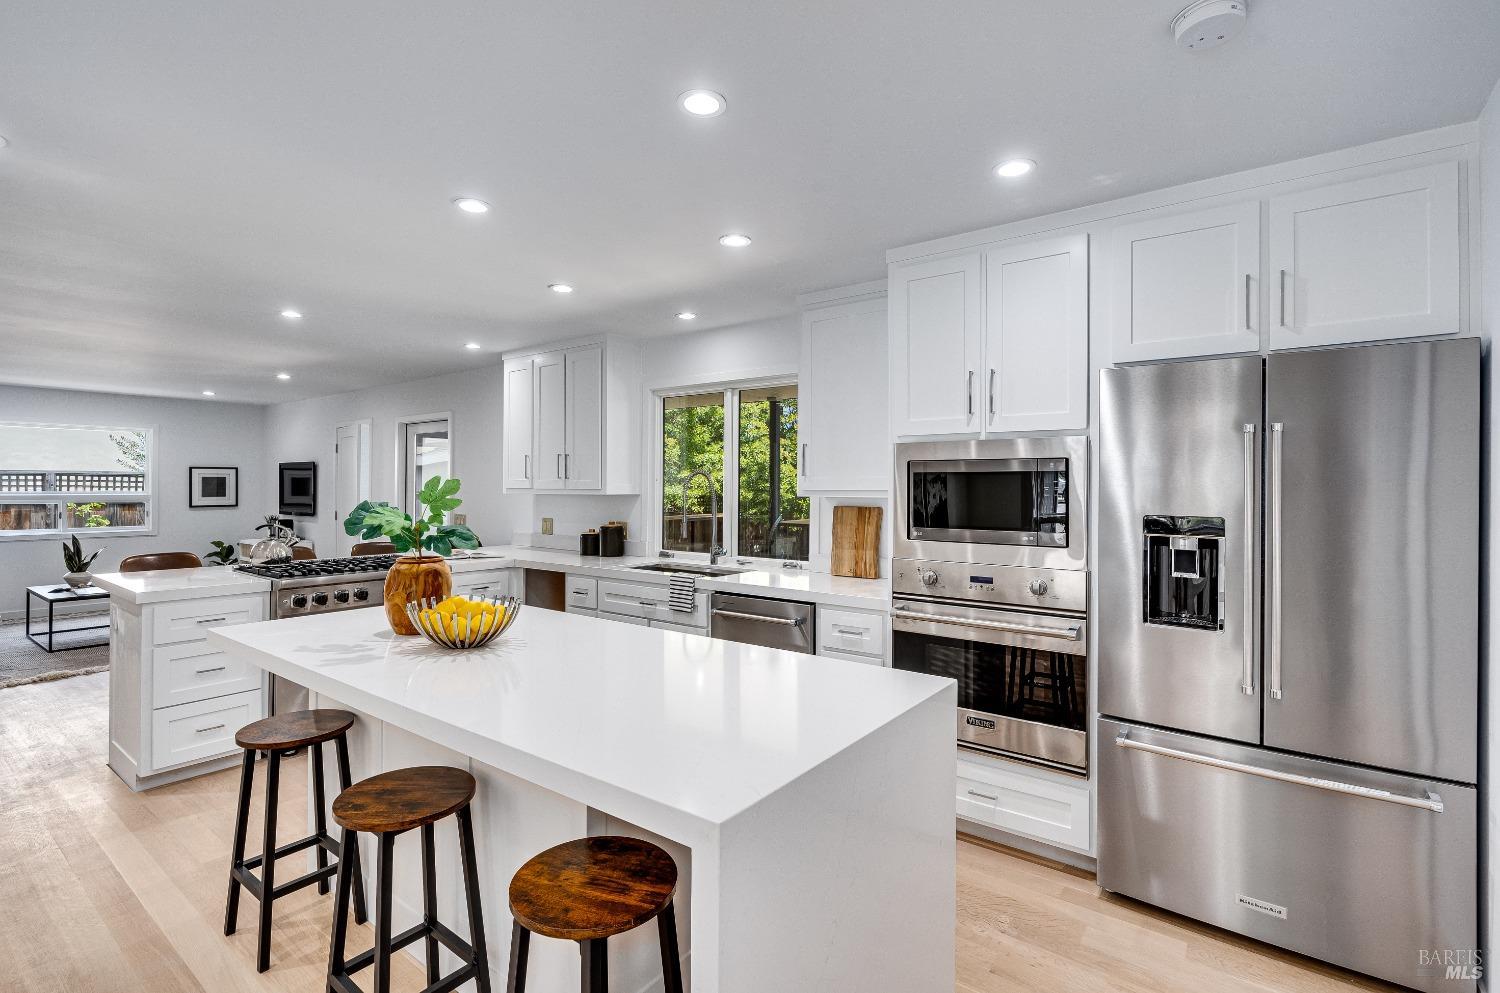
[658,382,809,563]
[0,423,154,538]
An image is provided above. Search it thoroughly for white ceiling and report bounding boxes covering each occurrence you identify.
[2,1,1497,403]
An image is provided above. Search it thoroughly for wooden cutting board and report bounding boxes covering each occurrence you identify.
[830,505,882,579]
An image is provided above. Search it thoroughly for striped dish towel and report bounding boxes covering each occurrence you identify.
[668,572,697,612]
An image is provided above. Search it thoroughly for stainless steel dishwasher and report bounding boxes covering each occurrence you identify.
[710,592,815,654]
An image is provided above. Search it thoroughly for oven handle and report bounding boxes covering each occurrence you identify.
[891,604,1081,641]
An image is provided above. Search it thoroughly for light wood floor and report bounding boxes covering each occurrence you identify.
[1,673,1400,993]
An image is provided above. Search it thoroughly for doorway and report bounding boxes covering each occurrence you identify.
[332,420,372,556]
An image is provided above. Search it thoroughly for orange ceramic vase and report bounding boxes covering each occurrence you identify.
[384,554,452,635]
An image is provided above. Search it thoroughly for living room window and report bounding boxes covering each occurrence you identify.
[0,423,154,538]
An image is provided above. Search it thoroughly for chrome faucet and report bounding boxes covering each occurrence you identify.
[682,470,726,565]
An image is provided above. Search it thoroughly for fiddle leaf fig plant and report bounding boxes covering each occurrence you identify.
[343,475,479,557]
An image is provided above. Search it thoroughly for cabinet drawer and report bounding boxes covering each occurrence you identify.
[152,641,262,709]
[819,646,887,667]
[597,581,708,627]
[152,595,266,646]
[817,607,886,658]
[651,618,707,636]
[453,569,515,599]
[565,575,598,610]
[956,760,1091,852]
[151,689,262,771]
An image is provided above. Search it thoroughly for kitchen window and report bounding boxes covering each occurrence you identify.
[659,382,809,562]
[0,423,154,538]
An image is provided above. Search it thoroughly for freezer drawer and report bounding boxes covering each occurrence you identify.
[1098,719,1476,993]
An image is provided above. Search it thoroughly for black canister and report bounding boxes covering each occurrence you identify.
[579,530,601,556]
[599,523,625,557]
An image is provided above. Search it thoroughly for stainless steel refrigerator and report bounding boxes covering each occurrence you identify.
[1097,338,1478,993]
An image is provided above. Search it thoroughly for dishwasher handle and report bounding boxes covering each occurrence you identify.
[711,608,806,628]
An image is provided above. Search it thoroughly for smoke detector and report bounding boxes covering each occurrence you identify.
[1173,0,1246,51]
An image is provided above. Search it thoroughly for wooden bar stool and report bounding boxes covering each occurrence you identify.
[327,766,492,993]
[225,709,367,972]
[505,836,683,993]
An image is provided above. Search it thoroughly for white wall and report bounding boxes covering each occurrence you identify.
[1479,72,1499,984]
[0,385,268,618]
[262,365,521,555]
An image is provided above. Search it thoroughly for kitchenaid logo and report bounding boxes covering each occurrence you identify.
[965,716,996,730]
[1417,948,1482,981]
[1235,894,1287,919]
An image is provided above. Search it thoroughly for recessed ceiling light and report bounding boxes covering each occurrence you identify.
[549,283,574,294]
[676,312,697,321]
[280,308,303,320]
[679,90,726,117]
[201,390,216,397]
[275,372,291,380]
[994,158,1036,179]
[452,197,491,214]
[464,342,483,350]
[718,233,752,248]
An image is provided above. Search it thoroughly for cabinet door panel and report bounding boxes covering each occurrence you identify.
[1109,202,1260,363]
[889,254,982,437]
[1269,162,1460,349]
[503,358,534,490]
[985,234,1088,433]
[800,298,889,492]
[564,345,603,489]
[534,351,566,488]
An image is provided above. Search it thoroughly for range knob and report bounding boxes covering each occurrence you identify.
[312,592,329,606]
[1028,578,1050,597]
[290,594,308,609]
[334,589,351,604]
[352,588,370,602]
[920,570,939,587]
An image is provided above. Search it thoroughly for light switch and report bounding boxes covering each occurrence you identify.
[541,517,554,535]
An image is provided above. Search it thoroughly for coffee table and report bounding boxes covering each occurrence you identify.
[25,584,111,653]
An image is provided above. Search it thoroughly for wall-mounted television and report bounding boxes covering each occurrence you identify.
[278,461,317,517]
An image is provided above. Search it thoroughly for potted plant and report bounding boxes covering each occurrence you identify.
[205,539,239,566]
[343,476,479,635]
[61,535,104,589]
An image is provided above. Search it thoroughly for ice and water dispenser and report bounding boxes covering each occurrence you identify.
[1141,515,1225,630]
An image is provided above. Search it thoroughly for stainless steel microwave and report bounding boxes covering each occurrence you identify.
[894,436,1088,573]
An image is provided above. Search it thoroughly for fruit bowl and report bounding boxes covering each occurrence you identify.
[405,594,522,649]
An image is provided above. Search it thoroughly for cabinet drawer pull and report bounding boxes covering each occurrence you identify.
[195,723,226,734]
[966,788,999,802]
[194,666,227,675]
[832,625,867,636]
[1244,273,1253,331]
[194,617,228,625]
[967,370,974,417]
[572,588,590,595]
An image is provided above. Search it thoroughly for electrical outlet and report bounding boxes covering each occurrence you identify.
[541,517,554,535]
[451,512,467,526]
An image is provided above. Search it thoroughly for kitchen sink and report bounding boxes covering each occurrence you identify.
[630,562,751,577]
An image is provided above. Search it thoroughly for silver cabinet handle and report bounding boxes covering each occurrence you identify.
[1279,269,1289,327]
[988,368,996,419]
[572,588,590,595]
[1269,422,1284,700]
[967,370,974,417]
[892,604,1080,641]
[1240,423,1256,696]
[195,723,226,734]
[965,788,999,802]
[524,453,529,479]
[194,617,228,625]
[556,453,563,478]
[1244,273,1253,331]
[564,453,569,479]
[832,625,867,636]
[711,608,805,627]
[195,666,227,675]
[1115,731,1443,812]
[801,443,807,475]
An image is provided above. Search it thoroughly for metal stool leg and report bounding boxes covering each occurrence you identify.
[421,822,440,986]
[326,826,358,989]
[457,804,493,993]
[581,938,607,993]
[313,741,330,896]
[223,749,255,935]
[256,748,281,972]
[657,901,683,993]
[372,832,396,993]
[334,733,368,926]
[506,921,530,993]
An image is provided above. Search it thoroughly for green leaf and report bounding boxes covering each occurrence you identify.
[417,475,464,517]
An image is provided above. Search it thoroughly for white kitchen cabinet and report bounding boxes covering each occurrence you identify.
[889,253,983,437]
[816,605,887,662]
[956,756,1091,853]
[503,357,534,489]
[797,289,889,493]
[451,569,518,600]
[1109,202,1261,363]
[1269,161,1460,350]
[564,575,598,610]
[984,234,1088,432]
[650,618,708,636]
[503,338,640,494]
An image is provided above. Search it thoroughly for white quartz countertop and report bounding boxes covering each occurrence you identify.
[92,566,270,603]
[209,606,947,830]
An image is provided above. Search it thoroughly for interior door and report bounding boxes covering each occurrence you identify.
[1265,339,1478,782]
[1097,356,1262,744]
[333,422,367,555]
[534,351,566,488]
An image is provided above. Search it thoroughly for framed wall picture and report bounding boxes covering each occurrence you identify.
[189,466,239,508]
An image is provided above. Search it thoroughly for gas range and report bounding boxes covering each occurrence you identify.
[236,554,400,618]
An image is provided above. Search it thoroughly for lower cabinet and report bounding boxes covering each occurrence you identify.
[956,755,1091,854]
[150,689,262,771]
[651,619,707,635]
[452,568,520,600]
[816,606,887,662]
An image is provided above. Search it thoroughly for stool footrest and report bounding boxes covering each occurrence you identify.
[240,831,340,872]
[232,831,343,902]
[334,920,478,993]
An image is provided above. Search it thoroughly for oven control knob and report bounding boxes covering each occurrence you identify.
[290,595,308,609]
[352,588,370,602]
[334,589,351,603]
[1028,579,1049,597]
[312,592,329,606]
[920,570,939,587]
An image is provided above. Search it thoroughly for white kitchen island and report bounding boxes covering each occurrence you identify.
[208,605,955,993]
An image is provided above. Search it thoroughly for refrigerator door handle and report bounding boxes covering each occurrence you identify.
[1114,731,1445,812]
[1241,423,1256,696]
[1269,422,1284,700]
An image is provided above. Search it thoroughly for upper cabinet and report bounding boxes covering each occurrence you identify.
[502,338,640,494]
[890,236,1088,439]
[984,234,1088,433]
[1109,202,1261,364]
[1268,162,1460,350]
[798,287,889,493]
